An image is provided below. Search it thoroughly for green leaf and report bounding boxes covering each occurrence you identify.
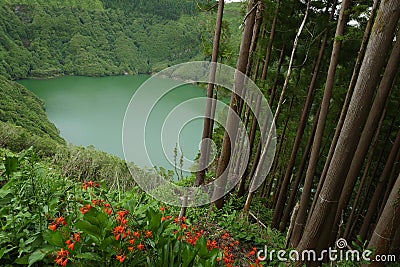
[147,208,162,233]
[195,237,209,258]
[75,220,102,241]
[4,156,18,177]
[182,243,197,267]
[83,207,108,228]
[28,249,48,266]
[43,230,64,247]
[14,254,29,265]
[0,246,15,259]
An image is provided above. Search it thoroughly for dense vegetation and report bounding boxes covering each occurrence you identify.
[0,0,206,79]
[1,0,400,265]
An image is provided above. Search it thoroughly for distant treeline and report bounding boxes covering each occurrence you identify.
[0,0,207,79]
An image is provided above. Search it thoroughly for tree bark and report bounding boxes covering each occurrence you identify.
[281,106,321,232]
[272,0,337,231]
[243,0,311,215]
[237,94,262,197]
[331,28,400,242]
[347,117,396,240]
[269,44,286,107]
[246,1,263,76]
[213,0,256,209]
[359,128,400,241]
[296,0,400,255]
[343,107,386,239]
[309,0,380,217]
[260,0,279,81]
[367,173,400,267]
[290,0,351,246]
[195,0,224,186]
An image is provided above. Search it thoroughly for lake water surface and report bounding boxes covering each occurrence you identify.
[19,75,206,173]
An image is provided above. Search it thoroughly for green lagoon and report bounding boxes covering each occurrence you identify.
[19,75,206,172]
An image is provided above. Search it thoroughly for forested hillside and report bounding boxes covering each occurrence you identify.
[0,0,206,79]
[1,0,400,265]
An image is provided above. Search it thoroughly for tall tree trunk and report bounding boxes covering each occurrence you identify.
[331,29,400,242]
[367,173,400,267]
[310,0,380,217]
[380,149,400,217]
[272,0,337,230]
[269,44,286,107]
[347,117,396,240]
[390,224,400,260]
[195,0,224,186]
[343,108,386,239]
[213,0,256,209]
[246,1,263,76]
[237,94,262,197]
[296,0,400,255]
[243,0,311,215]
[359,128,400,241]
[281,106,321,232]
[290,0,350,246]
[260,0,279,81]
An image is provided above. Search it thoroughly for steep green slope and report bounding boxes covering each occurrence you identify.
[0,0,205,79]
[0,75,64,143]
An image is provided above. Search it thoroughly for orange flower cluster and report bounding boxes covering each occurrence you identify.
[116,254,126,263]
[65,232,81,251]
[111,207,153,262]
[82,180,100,190]
[161,215,172,222]
[49,216,67,232]
[185,229,205,246]
[90,198,113,215]
[80,204,93,215]
[54,248,70,266]
[248,247,263,266]
[207,239,218,250]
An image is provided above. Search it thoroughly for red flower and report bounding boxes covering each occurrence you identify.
[82,180,100,190]
[57,248,70,257]
[222,232,230,239]
[160,207,165,212]
[66,241,75,251]
[117,210,129,218]
[133,231,141,238]
[92,199,104,206]
[207,240,218,250]
[80,204,93,215]
[113,225,125,240]
[145,230,153,238]
[55,248,70,266]
[128,246,135,252]
[129,238,135,245]
[49,223,58,232]
[104,207,113,215]
[73,233,81,242]
[137,243,145,250]
[55,217,67,226]
[116,254,126,263]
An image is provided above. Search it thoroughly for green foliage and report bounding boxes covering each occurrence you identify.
[0,1,206,79]
[0,149,266,266]
[0,75,64,144]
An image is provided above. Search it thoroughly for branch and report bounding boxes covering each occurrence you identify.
[249,211,268,229]
[194,0,219,12]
